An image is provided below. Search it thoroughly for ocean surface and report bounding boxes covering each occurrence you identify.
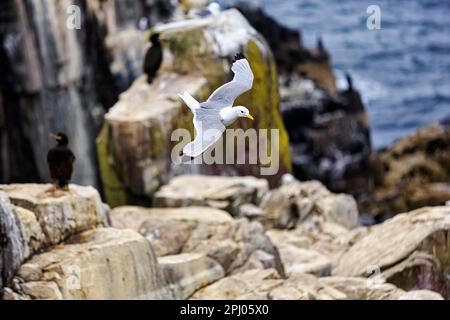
[222,0,450,149]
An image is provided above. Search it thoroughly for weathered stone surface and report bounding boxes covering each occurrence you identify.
[266,218,366,278]
[110,206,284,276]
[191,268,443,300]
[275,245,331,277]
[333,206,450,298]
[0,184,110,246]
[158,253,225,299]
[361,122,450,219]
[154,175,268,216]
[0,192,25,289]
[1,184,109,291]
[318,276,442,300]
[4,228,172,300]
[257,179,359,230]
[394,290,444,300]
[20,281,63,300]
[191,268,283,300]
[314,194,359,230]
[98,9,291,207]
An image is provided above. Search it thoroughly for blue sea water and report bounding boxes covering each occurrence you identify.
[222,0,450,149]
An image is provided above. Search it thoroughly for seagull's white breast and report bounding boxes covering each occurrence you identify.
[219,107,237,127]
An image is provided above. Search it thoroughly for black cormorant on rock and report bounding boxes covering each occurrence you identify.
[47,133,75,192]
[143,33,162,84]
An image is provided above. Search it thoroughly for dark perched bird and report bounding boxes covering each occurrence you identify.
[47,133,75,192]
[317,36,325,54]
[143,33,162,84]
[346,73,354,92]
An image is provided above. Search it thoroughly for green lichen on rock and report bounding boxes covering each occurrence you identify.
[96,123,127,208]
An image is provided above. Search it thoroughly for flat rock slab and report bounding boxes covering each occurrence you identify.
[4,228,172,300]
[0,184,109,245]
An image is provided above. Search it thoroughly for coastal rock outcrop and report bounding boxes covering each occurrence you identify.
[258,179,359,229]
[97,9,291,207]
[281,77,373,197]
[0,184,109,290]
[153,175,359,230]
[110,205,285,277]
[1,184,224,300]
[360,121,450,220]
[333,206,450,298]
[2,178,448,300]
[191,268,442,300]
[5,228,172,300]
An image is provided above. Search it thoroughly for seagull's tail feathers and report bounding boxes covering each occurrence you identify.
[178,91,199,111]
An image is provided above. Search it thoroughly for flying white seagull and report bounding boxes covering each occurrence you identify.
[179,53,255,159]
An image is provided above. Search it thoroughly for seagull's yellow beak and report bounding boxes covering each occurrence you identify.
[53,134,62,141]
[246,114,254,121]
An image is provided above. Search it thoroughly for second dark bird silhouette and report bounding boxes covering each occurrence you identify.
[143,33,162,84]
[47,133,76,193]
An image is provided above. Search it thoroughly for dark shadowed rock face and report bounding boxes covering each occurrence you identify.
[360,121,450,221]
[281,77,373,197]
[0,0,176,187]
[0,0,114,187]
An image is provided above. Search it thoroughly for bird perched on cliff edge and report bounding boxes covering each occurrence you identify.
[143,33,162,84]
[47,133,75,192]
[179,53,255,159]
[346,73,354,92]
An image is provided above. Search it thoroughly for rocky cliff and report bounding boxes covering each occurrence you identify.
[2,176,447,300]
[0,0,175,188]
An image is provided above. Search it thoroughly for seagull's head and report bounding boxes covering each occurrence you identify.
[234,106,254,121]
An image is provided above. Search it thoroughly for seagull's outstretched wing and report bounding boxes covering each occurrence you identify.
[182,108,226,158]
[204,53,254,110]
